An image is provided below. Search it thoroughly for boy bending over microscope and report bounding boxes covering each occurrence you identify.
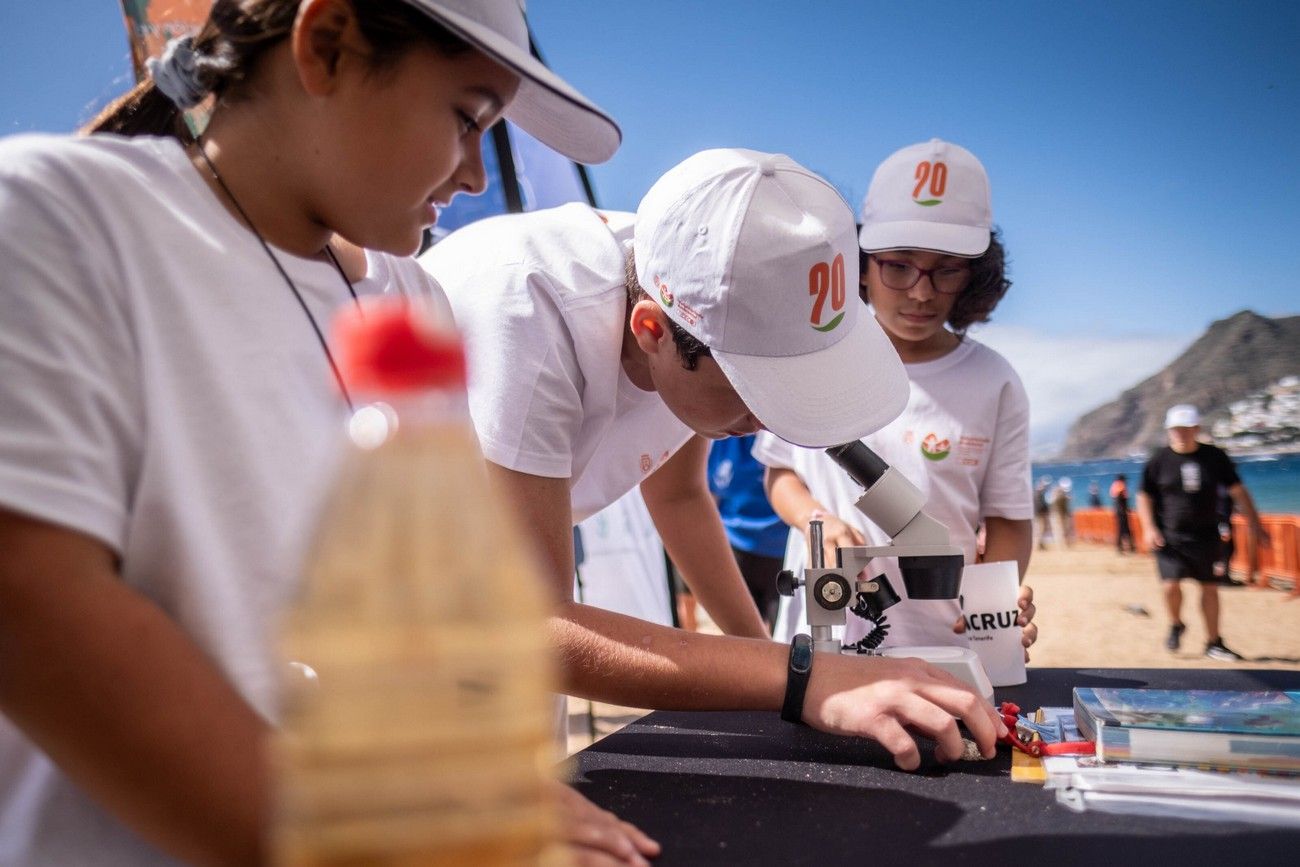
[420,149,1014,768]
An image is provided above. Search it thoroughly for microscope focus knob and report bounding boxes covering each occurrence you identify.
[775,570,798,597]
[813,574,852,611]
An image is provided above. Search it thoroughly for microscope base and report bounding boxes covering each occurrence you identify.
[877,645,995,705]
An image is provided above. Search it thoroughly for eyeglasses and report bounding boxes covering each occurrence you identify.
[871,255,971,295]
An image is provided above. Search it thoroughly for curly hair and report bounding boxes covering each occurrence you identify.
[624,251,712,371]
[859,228,1011,336]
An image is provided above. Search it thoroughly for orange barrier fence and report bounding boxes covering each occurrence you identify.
[1072,508,1300,590]
[1073,509,1148,551]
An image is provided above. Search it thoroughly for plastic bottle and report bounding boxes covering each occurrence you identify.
[274,299,561,866]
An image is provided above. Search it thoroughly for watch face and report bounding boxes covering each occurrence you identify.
[791,635,813,673]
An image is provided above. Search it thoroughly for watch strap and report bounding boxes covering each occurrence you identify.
[781,633,814,723]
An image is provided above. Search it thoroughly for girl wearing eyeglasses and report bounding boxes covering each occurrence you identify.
[756,139,1038,655]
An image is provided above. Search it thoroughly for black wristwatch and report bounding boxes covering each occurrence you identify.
[781,633,814,723]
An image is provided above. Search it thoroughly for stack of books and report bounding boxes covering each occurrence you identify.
[1073,688,1300,774]
[1028,689,1300,825]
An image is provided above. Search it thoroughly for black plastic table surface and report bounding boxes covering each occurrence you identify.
[571,668,1300,866]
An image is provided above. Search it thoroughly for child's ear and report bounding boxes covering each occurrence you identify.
[629,299,669,354]
[292,0,362,95]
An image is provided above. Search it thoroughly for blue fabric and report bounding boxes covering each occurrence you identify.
[708,436,789,558]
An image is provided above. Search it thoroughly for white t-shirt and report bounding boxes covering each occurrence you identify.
[418,203,692,523]
[0,133,438,866]
[754,337,1032,647]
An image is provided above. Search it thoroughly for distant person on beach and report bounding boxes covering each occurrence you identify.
[1214,484,1236,580]
[1110,473,1136,553]
[1087,481,1102,508]
[757,139,1038,653]
[1034,476,1052,550]
[1049,477,1074,549]
[1138,404,1269,660]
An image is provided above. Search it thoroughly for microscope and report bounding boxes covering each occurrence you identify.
[776,440,994,704]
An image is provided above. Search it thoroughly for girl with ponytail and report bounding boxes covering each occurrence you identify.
[0,2,650,865]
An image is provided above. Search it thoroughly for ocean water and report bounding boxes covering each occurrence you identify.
[1032,452,1300,515]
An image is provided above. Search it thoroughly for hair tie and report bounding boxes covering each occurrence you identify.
[146,35,208,109]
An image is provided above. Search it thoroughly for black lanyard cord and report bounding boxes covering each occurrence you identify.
[196,141,360,412]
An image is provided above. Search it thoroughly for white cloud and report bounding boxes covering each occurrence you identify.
[972,324,1192,457]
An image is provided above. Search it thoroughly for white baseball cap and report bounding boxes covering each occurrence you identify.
[858,139,992,256]
[1165,404,1201,428]
[408,1,620,164]
[634,149,909,448]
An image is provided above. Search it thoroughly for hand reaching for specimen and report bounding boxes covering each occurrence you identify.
[800,653,1008,771]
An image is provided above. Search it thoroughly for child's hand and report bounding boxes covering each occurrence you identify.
[551,780,660,865]
[804,510,864,566]
[801,653,1008,770]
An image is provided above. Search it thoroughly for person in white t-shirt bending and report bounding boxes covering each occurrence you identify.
[758,139,1038,653]
[420,148,1009,771]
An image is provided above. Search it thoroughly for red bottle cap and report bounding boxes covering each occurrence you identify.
[332,298,467,395]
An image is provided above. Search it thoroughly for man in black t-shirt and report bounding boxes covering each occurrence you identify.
[1138,405,1267,661]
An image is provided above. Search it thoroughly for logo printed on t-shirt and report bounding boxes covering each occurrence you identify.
[808,253,847,332]
[921,432,951,461]
[653,274,674,307]
[1180,461,1201,493]
[913,160,948,207]
[639,453,653,473]
[957,435,988,467]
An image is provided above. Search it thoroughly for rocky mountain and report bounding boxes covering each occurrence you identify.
[1057,311,1300,459]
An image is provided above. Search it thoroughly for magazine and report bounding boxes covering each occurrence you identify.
[1073,688,1300,774]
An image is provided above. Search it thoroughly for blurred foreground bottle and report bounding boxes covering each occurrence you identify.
[274,300,562,866]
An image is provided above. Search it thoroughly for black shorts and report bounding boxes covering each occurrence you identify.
[1155,538,1222,583]
[731,548,784,632]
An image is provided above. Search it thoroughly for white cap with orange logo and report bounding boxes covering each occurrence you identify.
[407,0,620,164]
[858,138,992,256]
[633,149,908,448]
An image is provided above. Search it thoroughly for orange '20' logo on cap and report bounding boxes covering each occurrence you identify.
[808,253,846,332]
[913,161,948,207]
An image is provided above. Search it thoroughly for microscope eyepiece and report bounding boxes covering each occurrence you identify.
[824,441,889,489]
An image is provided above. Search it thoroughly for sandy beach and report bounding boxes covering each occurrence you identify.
[567,542,1300,752]
[1023,543,1299,668]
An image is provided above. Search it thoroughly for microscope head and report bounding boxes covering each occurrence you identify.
[896,554,964,599]
[824,440,964,600]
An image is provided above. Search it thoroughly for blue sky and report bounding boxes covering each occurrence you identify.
[1,1,1297,451]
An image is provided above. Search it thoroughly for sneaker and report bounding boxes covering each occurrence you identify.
[1164,623,1185,651]
[1205,639,1245,661]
